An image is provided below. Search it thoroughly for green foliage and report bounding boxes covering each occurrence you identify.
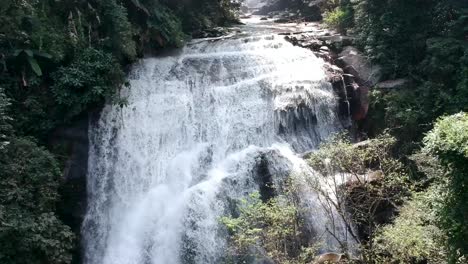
[367,89,428,152]
[352,1,467,150]
[221,192,316,264]
[101,0,137,60]
[423,113,468,262]
[423,113,468,159]
[51,48,125,119]
[0,1,241,262]
[0,88,12,149]
[308,133,406,181]
[147,4,185,47]
[0,0,242,263]
[0,87,12,142]
[0,137,75,264]
[308,133,409,261]
[323,5,353,33]
[373,189,447,263]
[353,0,436,77]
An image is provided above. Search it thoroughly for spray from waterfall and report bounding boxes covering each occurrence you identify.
[83,21,353,264]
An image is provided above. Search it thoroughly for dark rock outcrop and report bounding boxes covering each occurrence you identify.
[50,115,90,263]
[343,172,402,242]
[337,46,382,121]
[338,46,382,87]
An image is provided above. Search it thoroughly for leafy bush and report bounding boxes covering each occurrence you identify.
[51,48,125,119]
[100,0,137,60]
[308,133,406,182]
[0,88,12,149]
[353,0,436,77]
[308,133,409,261]
[373,189,447,263]
[423,113,468,262]
[221,192,316,264]
[148,4,185,47]
[324,6,353,33]
[0,137,75,264]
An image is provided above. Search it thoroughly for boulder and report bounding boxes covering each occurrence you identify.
[353,85,369,121]
[317,35,355,49]
[338,46,382,87]
[376,78,409,90]
[284,34,323,50]
[319,46,330,52]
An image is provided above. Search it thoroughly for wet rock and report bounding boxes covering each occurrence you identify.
[317,35,354,50]
[49,115,90,263]
[376,78,409,90]
[274,17,291,23]
[260,17,268,21]
[335,47,382,122]
[284,34,323,50]
[350,83,369,121]
[338,46,382,87]
[319,46,330,52]
[192,27,230,38]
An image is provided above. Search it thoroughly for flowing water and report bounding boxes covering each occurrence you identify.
[83,18,353,264]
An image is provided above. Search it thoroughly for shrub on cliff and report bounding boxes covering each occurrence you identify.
[0,138,75,264]
[423,113,468,262]
[308,133,409,262]
[373,188,447,264]
[221,192,316,264]
[51,48,126,119]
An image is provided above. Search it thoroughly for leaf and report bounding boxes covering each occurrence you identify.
[12,49,22,57]
[130,0,150,15]
[27,57,42,76]
[13,49,34,58]
[0,0,11,11]
[33,50,53,60]
[24,50,33,57]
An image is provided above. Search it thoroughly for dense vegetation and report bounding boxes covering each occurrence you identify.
[221,192,316,264]
[1,0,467,263]
[309,1,467,262]
[0,0,240,263]
[222,0,468,263]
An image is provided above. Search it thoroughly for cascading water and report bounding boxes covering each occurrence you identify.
[83,18,354,264]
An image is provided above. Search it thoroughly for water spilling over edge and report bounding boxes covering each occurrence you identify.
[83,22,354,264]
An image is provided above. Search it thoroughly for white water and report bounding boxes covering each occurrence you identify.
[83,20,352,264]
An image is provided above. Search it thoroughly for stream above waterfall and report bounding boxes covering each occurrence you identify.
[83,17,354,264]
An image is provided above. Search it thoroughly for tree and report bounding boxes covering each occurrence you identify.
[423,113,468,263]
[0,138,75,264]
[51,48,125,119]
[221,192,317,264]
[307,133,409,262]
[0,88,12,149]
[373,188,448,264]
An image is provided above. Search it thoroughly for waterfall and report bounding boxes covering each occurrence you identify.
[83,22,353,264]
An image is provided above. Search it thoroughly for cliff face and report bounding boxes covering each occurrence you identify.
[51,115,92,263]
